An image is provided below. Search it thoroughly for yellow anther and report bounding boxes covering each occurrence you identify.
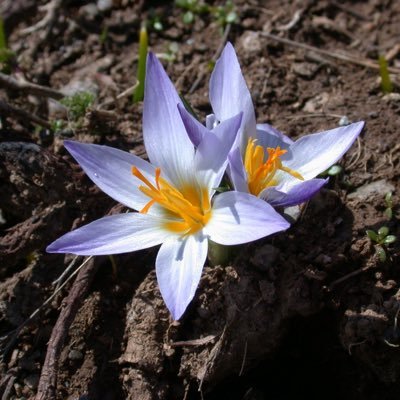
[244,138,304,196]
[132,166,211,235]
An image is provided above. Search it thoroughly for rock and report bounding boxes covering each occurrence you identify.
[382,93,400,103]
[303,92,329,112]
[79,3,99,19]
[292,62,319,79]
[348,180,395,201]
[97,0,113,11]
[23,374,39,390]
[68,349,84,360]
[338,115,350,126]
[60,78,99,98]
[283,205,301,222]
[240,31,262,55]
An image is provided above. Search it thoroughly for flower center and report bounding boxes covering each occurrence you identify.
[132,166,212,235]
[244,138,304,196]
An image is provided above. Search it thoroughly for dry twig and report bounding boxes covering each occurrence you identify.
[0,256,94,362]
[0,72,64,100]
[328,265,372,291]
[0,99,51,128]
[35,257,98,400]
[260,32,400,74]
[20,0,63,35]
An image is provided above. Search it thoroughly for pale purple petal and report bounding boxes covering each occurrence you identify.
[143,53,194,185]
[64,141,155,211]
[210,42,256,140]
[256,123,294,150]
[205,192,289,245]
[195,112,242,193]
[177,103,206,147]
[260,178,328,208]
[227,147,249,193]
[156,233,208,320]
[283,121,364,181]
[46,213,171,255]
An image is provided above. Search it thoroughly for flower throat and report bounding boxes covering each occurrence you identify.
[132,167,211,234]
[244,138,304,196]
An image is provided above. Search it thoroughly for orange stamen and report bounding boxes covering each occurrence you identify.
[244,138,304,196]
[132,166,212,235]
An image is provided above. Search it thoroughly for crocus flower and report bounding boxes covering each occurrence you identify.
[204,42,365,208]
[47,53,290,320]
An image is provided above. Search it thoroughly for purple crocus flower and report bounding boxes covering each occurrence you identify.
[47,53,290,320]
[206,42,365,208]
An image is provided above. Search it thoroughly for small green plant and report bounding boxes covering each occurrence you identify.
[148,9,164,31]
[158,42,179,62]
[211,0,238,29]
[60,91,95,121]
[133,23,148,103]
[366,226,396,262]
[50,119,65,133]
[175,0,208,24]
[0,17,14,73]
[175,0,238,29]
[99,26,108,44]
[384,192,394,220]
[378,55,393,94]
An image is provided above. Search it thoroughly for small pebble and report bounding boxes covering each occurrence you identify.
[23,374,39,390]
[68,349,84,361]
[97,0,113,11]
[338,115,349,126]
[348,179,395,201]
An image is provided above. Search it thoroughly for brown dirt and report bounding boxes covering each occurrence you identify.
[1,0,400,399]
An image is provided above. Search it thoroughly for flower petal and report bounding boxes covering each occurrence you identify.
[195,112,243,193]
[256,123,294,149]
[205,191,290,245]
[227,146,249,193]
[143,53,195,185]
[177,103,206,147]
[210,42,256,140]
[283,121,364,181]
[156,233,207,320]
[64,140,155,211]
[46,213,171,255]
[260,178,328,207]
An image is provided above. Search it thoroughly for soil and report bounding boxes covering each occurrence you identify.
[1,0,400,399]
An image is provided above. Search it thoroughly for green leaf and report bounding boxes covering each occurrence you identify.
[0,17,6,51]
[327,165,343,176]
[379,55,393,94]
[153,21,163,31]
[385,191,393,207]
[376,246,387,262]
[378,226,389,238]
[133,24,148,103]
[213,186,230,193]
[183,10,194,24]
[225,11,238,23]
[384,235,396,245]
[366,230,378,242]
[384,208,393,220]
